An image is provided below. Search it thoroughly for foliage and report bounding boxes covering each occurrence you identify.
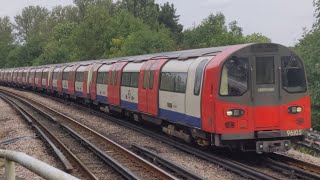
[0,16,14,67]
[0,1,271,68]
[183,13,270,49]
[293,0,320,130]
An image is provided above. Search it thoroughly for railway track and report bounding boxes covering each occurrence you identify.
[0,90,180,180]
[3,87,320,180]
[2,88,277,180]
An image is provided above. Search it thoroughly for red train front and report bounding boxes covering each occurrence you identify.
[202,43,311,153]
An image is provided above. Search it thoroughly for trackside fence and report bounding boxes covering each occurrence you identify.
[0,149,78,180]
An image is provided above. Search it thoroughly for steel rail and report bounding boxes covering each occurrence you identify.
[264,153,320,180]
[132,145,205,180]
[0,93,73,172]
[0,89,177,180]
[0,92,98,180]
[12,89,277,180]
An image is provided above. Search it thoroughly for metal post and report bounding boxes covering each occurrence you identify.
[5,159,15,180]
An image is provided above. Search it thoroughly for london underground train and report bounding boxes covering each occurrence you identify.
[0,43,311,153]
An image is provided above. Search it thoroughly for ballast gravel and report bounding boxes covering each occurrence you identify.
[1,87,242,179]
[0,97,62,180]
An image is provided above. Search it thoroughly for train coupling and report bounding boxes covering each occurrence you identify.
[256,140,291,153]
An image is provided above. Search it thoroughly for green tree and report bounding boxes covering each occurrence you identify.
[183,13,271,49]
[244,33,271,43]
[158,2,183,43]
[14,6,50,41]
[119,0,159,29]
[109,27,174,57]
[0,16,14,67]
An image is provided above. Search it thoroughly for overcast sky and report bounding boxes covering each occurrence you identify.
[0,0,315,46]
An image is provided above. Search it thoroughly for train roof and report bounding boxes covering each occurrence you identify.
[4,43,277,69]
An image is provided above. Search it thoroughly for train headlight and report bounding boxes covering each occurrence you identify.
[288,106,302,114]
[226,109,245,117]
[226,110,233,116]
[297,107,302,113]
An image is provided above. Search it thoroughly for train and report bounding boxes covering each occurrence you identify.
[0,43,311,153]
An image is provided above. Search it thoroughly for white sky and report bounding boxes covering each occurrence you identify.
[0,0,316,46]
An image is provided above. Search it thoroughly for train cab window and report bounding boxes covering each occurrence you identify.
[62,72,69,80]
[220,57,249,96]
[160,72,187,93]
[281,56,307,93]
[194,59,209,95]
[256,57,274,84]
[76,72,84,82]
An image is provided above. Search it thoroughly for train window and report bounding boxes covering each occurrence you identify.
[53,72,59,80]
[220,57,249,96]
[281,56,307,93]
[194,59,209,95]
[149,70,154,89]
[256,57,274,84]
[143,71,149,89]
[76,72,84,82]
[62,72,69,80]
[175,73,187,93]
[121,72,131,87]
[130,72,139,88]
[160,72,187,93]
[35,72,41,78]
[160,72,175,92]
[97,72,108,84]
[42,72,48,79]
[121,72,139,88]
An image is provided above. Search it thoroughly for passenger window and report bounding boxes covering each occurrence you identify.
[97,72,103,84]
[160,72,175,92]
[160,72,188,93]
[63,72,69,80]
[130,72,139,88]
[42,72,47,79]
[121,72,131,87]
[194,59,209,95]
[76,72,84,82]
[256,57,274,84]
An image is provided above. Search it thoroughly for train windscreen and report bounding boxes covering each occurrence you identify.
[281,56,307,93]
[220,57,249,96]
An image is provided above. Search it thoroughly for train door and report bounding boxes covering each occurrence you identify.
[108,62,128,106]
[185,57,212,128]
[69,64,80,95]
[90,63,103,101]
[252,55,281,129]
[138,59,168,115]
